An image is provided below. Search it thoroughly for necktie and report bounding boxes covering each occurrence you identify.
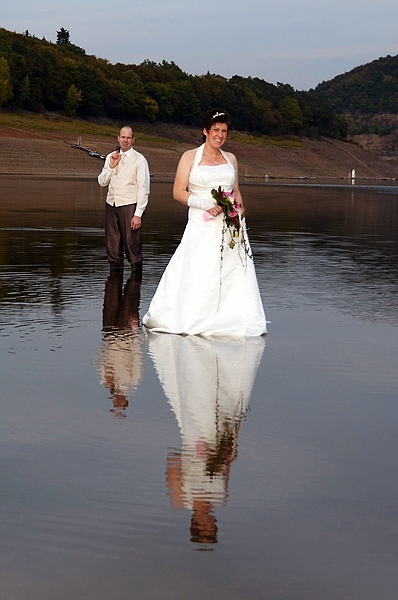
[116,153,124,174]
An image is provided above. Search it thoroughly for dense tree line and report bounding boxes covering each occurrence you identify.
[313,54,398,115]
[0,26,348,138]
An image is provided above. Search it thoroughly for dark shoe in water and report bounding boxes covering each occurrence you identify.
[130,262,142,273]
[110,263,124,272]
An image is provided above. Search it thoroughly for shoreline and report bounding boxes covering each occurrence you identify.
[2,172,397,187]
[1,126,398,182]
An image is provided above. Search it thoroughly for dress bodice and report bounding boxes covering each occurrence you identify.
[188,144,235,199]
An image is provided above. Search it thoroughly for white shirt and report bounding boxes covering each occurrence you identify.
[98,147,150,217]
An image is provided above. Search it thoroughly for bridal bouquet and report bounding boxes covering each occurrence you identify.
[208,187,251,258]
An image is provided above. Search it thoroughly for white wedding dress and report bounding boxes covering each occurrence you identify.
[143,144,266,337]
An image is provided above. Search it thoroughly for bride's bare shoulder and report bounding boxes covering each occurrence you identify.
[182,148,198,160]
[177,147,198,169]
[224,150,238,165]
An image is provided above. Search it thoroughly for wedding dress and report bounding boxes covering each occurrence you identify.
[143,144,266,337]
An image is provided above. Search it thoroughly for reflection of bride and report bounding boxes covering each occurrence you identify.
[96,272,144,417]
[147,333,265,544]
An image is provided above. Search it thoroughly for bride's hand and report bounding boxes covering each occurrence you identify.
[206,205,222,217]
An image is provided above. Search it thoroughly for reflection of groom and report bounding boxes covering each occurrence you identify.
[102,270,141,330]
[96,271,143,417]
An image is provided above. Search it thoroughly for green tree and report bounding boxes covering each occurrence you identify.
[171,80,201,124]
[56,28,70,45]
[17,74,30,108]
[64,84,82,115]
[106,69,146,119]
[74,64,106,115]
[144,82,175,120]
[0,56,13,109]
[278,97,303,133]
[144,96,158,122]
[0,25,348,138]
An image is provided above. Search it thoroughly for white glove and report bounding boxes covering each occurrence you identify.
[187,195,214,210]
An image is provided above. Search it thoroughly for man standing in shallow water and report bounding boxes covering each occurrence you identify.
[98,126,150,272]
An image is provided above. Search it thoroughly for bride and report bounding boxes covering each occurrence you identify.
[143,109,266,337]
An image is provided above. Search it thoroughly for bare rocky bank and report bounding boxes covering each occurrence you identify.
[1,124,397,181]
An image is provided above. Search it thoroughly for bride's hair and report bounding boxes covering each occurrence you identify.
[202,109,231,138]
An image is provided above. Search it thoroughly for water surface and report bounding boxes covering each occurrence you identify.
[1,177,398,600]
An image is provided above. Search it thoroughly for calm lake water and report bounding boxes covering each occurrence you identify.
[1,177,398,600]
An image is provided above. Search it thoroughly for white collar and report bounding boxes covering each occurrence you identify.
[121,147,134,157]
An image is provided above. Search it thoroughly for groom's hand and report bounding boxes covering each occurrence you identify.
[131,216,142,230]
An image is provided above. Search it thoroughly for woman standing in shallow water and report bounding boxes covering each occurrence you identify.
[143,109,266,337]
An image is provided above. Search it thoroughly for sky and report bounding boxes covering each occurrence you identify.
[2,0,398,91]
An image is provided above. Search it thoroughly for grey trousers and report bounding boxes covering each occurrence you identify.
[105,203,142,268]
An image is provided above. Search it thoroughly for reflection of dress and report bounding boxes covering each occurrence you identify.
[147,333,265,509]
[143,144,266,337]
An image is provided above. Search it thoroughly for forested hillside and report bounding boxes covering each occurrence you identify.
[0,27,348,139]
[313,54,398,136]
[313,54,398,114]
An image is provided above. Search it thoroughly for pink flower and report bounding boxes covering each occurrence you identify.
[202,211,212,221]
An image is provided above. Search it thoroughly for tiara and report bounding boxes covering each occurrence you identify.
[211,111,225,119]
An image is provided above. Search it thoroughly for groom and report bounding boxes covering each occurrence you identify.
[98,126,150,272]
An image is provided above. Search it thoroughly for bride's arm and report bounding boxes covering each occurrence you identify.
[173,150,195,205]
[173,149,220,213]
[228,153,244,207]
